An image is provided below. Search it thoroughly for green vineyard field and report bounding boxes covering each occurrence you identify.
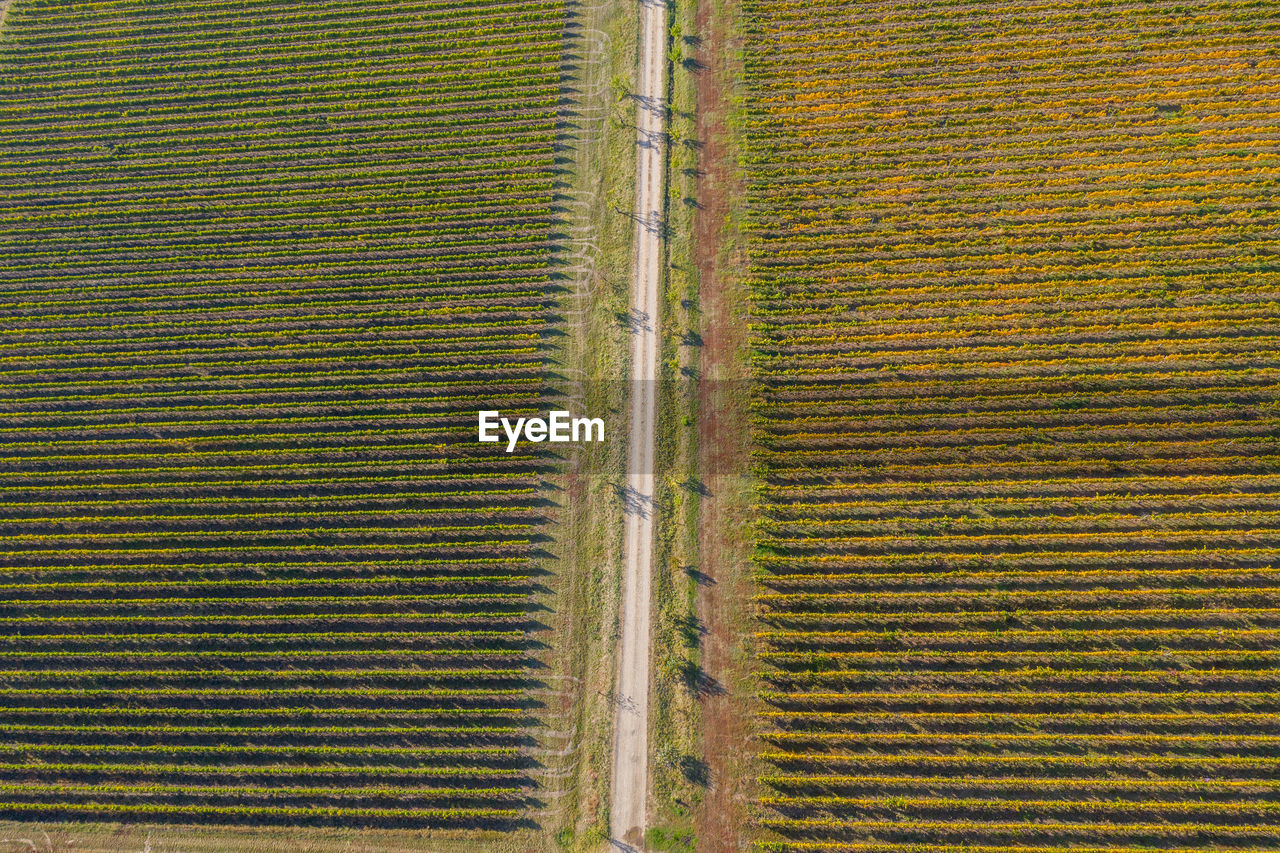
[741,0,1280,849]
[0,0,566,829]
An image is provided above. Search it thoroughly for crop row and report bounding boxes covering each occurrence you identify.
[742,0,1280,847]
[0,0,570,829]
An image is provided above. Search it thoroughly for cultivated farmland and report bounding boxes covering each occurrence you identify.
[741,0,1280,849]
[0,0,565,829]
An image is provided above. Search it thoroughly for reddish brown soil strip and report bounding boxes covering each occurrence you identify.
[693,0,752,849]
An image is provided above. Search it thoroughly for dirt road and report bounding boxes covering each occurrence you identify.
[609,0,667,848]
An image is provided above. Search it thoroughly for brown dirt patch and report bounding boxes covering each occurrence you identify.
[692,0,752,849]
